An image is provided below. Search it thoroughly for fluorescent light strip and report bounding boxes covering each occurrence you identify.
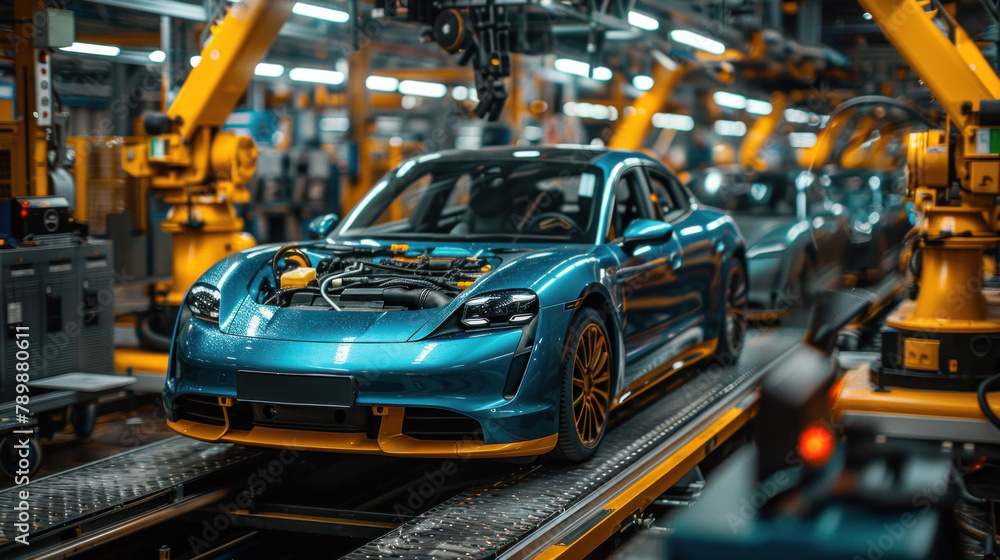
[563,101,618,121]
[632,75,654,91]
[652,112,695,131]
[190,55,202,67]
[628,11,659,31]
[255,62,285,77]
[59,42,120,57]
[366,75,399,92]
[713,91,746,110]
[554,58,612,81]
[714,119,747,137]
[670,29,725,55]
[746,99,773,115]
[292,2,349,22]
[789,132,818,148]
[289,67,345,85]
[148,50,166,63]
[397,80,447,98]
[319,116,350,132]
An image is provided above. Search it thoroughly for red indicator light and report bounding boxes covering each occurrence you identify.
[21,201,29,208]
[39,52,48,63]
[20,209,28,219]
[798,422,835,467]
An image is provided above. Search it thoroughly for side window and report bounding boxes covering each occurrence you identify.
[646,168,688,222]
[608,168,655,240]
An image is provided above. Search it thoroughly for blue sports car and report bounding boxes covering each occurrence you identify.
[165,146,747,461]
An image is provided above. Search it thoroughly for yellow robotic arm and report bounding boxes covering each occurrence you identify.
[608,58,689,151]
[846,0,1000,390]
[739,91,787,171]
[122,0,295,314]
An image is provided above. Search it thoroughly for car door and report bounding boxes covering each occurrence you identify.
[800,174,850,290]
[644,166,714,324]
[609,167,687,377]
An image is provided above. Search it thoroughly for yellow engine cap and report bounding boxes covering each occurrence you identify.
[390,244,410,252]
[281,267,317,289]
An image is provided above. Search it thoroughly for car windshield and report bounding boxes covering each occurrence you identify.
[338,156,605,243]
[688,171,796,216]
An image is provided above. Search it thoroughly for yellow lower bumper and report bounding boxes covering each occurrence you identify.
[167,405,558,458]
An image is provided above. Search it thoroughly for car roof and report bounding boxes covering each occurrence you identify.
[427,145,659,168]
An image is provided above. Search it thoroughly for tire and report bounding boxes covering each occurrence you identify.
[714,259,748,365]
[71,402,98,439]
[551,308,613,462]
[789,256,815,310]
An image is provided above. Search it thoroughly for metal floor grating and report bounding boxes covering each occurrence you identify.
[0,437,258,545]
[343,327,804,560]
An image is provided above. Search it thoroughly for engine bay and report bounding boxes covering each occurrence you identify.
[258,244,502,311]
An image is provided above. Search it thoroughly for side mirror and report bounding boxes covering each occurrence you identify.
[308,213,339,239]
[622,218,673,253]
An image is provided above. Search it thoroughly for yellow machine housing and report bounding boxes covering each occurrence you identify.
[832,0,1000,443]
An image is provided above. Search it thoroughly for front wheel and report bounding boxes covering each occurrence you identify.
[551,308,612,462]
[714,260,748,364]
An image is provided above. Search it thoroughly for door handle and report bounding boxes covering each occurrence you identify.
[668,250,683,268]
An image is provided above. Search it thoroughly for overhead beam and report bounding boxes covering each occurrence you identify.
[83,0,207,21]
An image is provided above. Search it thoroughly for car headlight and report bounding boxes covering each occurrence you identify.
[187,283,221,323]
[462,289,538,328]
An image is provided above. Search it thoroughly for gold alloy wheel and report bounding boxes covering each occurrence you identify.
[572,324,611,446]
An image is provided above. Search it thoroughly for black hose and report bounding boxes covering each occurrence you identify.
[364,261,446,277]
[272,245,311,277]
[378,277,456,291]
[824,95,939,130]
[951,464,988,505]
[977,372,1000,431]
[262,287,322,306]
[382,288,454,309]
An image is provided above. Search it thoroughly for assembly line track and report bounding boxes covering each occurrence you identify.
[342,327,805,560]
[0,437,265,556]
[344,276,897,560]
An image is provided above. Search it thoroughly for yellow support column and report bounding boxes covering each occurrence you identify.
[346,46,372,214]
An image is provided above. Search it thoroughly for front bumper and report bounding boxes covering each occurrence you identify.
[164,306,572,457]
[167,406,558,457]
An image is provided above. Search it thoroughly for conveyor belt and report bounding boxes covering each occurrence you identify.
[343,327,804,560]
[0,437,261,551]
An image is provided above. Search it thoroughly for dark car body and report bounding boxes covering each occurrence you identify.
[809,166,910,281]
[687,165,851,313]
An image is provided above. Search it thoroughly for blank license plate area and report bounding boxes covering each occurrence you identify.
[237,371,355,407]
